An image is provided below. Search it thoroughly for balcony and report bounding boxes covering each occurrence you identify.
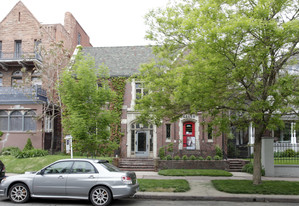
[0,86,47,104]
[0,52,42,70]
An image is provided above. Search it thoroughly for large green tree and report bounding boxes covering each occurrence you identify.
[58,51,117,156]
[137,0,299,185]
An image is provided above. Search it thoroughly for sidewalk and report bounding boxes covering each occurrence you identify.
[135,172,299,203]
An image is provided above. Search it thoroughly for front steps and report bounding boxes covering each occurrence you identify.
[228,159,249,172]
[118,158,155,171]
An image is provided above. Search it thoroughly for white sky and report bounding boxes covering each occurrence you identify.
[0,0,169,47]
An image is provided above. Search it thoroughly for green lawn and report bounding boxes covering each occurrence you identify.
[245,158,299,165]
[158,169,232,177]
[0,155,113,174]
[212,180,299,195]
[138,179,190,192]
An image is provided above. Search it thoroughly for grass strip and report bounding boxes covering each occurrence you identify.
[158,169,232,177]
[212,180,299,195]
[138,179,190,192]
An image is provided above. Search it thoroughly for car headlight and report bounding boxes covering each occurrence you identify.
[1,177,6,184]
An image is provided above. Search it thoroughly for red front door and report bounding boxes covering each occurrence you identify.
[183,122,195,147]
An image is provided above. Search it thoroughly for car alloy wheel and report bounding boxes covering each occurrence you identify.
[9,183,30,203]
[90,186,112,206]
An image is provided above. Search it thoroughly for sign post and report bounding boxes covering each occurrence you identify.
[65,135,73,159]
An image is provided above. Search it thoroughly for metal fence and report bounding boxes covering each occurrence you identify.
[273,142,299,164]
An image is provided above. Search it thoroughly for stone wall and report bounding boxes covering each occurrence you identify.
[156,160,230,171]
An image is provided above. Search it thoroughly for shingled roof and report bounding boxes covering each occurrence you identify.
[82,46,155,77]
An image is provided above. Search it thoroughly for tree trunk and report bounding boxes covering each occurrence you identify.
[253,135,262,185]
[50,105,55,155]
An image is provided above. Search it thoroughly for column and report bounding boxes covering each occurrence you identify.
[261,137,275,177]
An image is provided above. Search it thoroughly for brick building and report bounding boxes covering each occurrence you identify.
[83,46,225,159]
[0,1,92,151]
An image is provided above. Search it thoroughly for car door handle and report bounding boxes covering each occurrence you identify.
[58,175,64,179]
[89,175,95,179]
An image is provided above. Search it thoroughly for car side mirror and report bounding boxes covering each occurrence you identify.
[39,169,45,175]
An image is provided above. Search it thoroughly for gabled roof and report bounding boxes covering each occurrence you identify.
[82,46,155,77]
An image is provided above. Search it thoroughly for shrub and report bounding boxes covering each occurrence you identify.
[159,147,166,159]
[206,156,212,160]
[174,155,180,160]
[23,138,34,151]
[182,155,188,160]
[15,149,48,159]
[1,147,21,156]
[189,155,196,160]
[242,162,265,176]
[197,156,204,160]
[285,149,296,157]
[215,145,223,158]
[167,143,174,152]
[166,154,172,160]
[213,155,221,160]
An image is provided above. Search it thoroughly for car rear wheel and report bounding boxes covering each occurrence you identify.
[90,186,112,206]
[9,183,30,203]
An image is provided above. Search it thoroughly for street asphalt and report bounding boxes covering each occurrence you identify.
[135,171,299,203]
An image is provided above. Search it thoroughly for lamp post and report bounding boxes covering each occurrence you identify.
[65,135,73,159]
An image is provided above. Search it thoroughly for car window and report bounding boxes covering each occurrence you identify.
[43,161,73,174]
[100,162,120,172]
[71,161,96,174]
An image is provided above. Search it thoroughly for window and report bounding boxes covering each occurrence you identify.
[11,70,23,86]
[77,33,81,45]
[0,111,8,131]
[14,40,22,58]
[31,69,42,86]
[208,123,213,142]
[44,161,73,174]
[24,111,36,131]
[166,124,171,140]
[135,82,147,101]
[72,161,96,173]
[10,111,22,131]
[34,40,41,59]
[0,72,3,87]
[45,115,52,132]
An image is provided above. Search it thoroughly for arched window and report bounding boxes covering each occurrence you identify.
[0,111,8,131]
[11,70,23,86]
[10,111,22,131]
[31,69,42,86]
[24,110,36,131]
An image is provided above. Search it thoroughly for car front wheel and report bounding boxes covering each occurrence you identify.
[9,183,30,203]
[90,186,112,206]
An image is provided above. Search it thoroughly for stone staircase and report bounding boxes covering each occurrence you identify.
[228,159,249,172]
[117,158,155,171]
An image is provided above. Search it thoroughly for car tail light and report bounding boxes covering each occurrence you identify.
[121,176,132,185]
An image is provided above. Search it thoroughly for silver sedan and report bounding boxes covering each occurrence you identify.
[0,159,139,206]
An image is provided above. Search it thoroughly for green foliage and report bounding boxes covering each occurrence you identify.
[158,147,166,159]
[215,145,223,158]
[58,51,116,156]
[1,147,21,156]
[174,155,180,160]
[197,156,204,160]
[23,138,34,151]
[189,155,196,160]
[206,156,212,161]
[167,143,174,152]
[182,155,188,160]
[166,154,172,160]
[15,149,48,159]
[213,155,221,160]
[159,169,232,177]
[274,149,297,157]
[242,162,265,176]
[0,130,3,137]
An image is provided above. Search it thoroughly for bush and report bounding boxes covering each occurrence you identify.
[1,147,21,156]
[159,147,166,159]
[174,155,180,160]
[182,155,188,160]
[197,156,204,160]
[206,156,212,160]
[242,162,265,176]
[23,138,34,151]
[213,155,221,160]
[15,149,48,159]
[285,149,296,157]
[189,155,196,160]
[166,154,172,160]
[215,145,223,158]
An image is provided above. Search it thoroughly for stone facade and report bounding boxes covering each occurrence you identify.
[0,1,92,151]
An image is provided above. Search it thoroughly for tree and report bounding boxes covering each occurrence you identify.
[137,0,299,185]
[58,51,117,157]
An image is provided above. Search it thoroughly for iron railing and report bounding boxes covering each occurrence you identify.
[274,142,299,164]
[0,86,47,103]
[0,52,42,61]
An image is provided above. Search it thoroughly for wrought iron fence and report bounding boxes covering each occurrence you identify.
[274,142,299,164]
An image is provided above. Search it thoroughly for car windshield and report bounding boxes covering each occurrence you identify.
[100,162,120,172]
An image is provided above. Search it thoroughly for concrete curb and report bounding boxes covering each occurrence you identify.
[134,194,299,203]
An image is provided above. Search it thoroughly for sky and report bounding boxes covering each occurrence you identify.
[0,0,169,47]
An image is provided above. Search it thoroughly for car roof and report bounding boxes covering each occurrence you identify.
[55,159,109,164]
